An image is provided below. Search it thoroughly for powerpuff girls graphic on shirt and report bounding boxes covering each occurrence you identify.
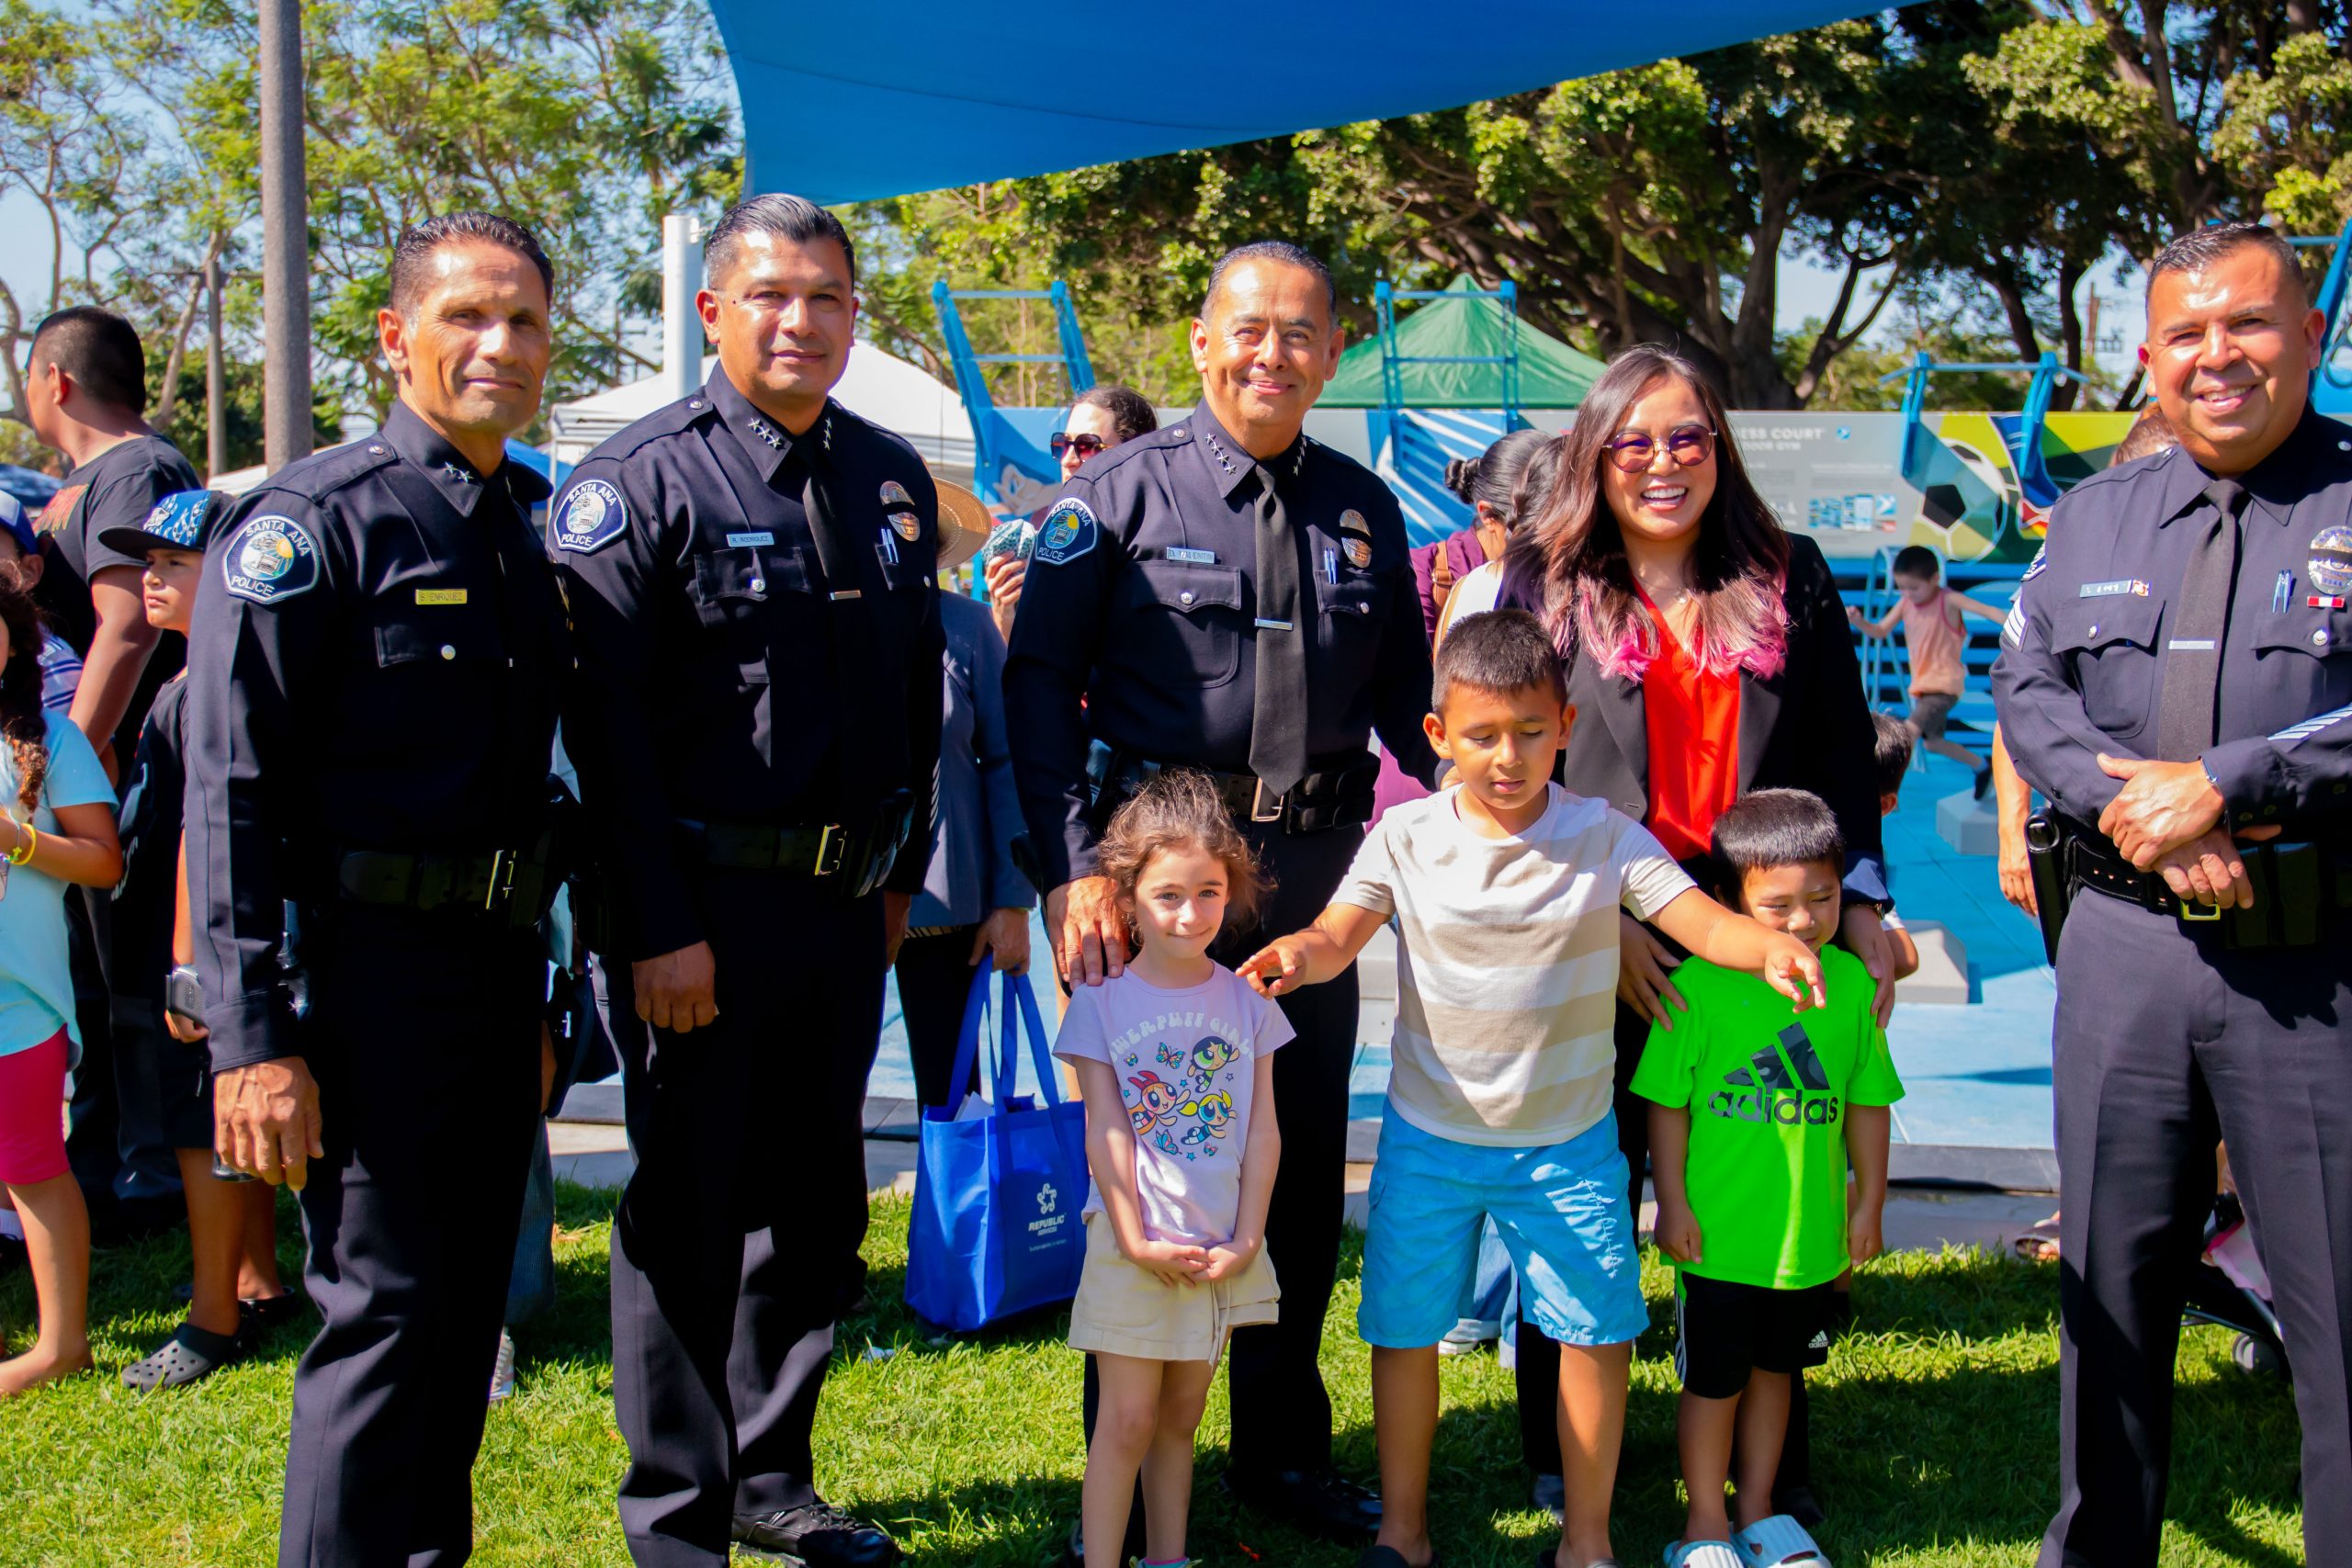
[1114,1021,1252,1161]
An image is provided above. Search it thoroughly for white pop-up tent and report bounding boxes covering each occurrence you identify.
[548,344,975,489]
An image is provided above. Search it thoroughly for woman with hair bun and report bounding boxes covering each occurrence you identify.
[1410,427,1558,639]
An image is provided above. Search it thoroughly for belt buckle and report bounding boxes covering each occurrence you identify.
[2178,898,2222,923]
[1249,779,1286,825]
[484,849,516,911]
[813,825,845,877]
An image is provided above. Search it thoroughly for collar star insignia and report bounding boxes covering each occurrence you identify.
[746,416,786,450]
[440,461,478,485]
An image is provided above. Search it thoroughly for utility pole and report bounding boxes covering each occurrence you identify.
[205,253,227,481]
[258,0,311,472]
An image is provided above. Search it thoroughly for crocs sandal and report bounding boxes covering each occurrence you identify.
[119,1322,247,1391]
[1663,1543,1745,1568]
[173,1282,308,1325]
[1357,1549,1441,1568]
[1537,1555,1623,1568]
[1732,1516,1831,1568]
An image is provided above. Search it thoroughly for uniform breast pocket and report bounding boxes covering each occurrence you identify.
[2052,595,2162,739]
[2252,604,2352,715]
[1122,559,1245,688]
[690,548,804,682]
[1314,575,1387,657]
[374,610,504,671]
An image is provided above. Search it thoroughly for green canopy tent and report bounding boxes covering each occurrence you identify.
[1321,276,1605,409]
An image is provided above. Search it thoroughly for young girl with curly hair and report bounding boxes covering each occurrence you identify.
[1051,769,1286,1568]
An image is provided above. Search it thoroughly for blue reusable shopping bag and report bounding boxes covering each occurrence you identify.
[904,958,1090,1331]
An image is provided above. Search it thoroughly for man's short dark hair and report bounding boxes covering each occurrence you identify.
[1890,545,1941,581]
[2112,409,2181,466]
[1203,240,1336,324]
[2146,222,2306,306]
[1710,788,1845,893]
[706,193,856,291]
[390,213,555,318]
[1073,384,1158,443]
[30,306,146,413]
[1871,712,1916,799]
[1431,608,1566,712]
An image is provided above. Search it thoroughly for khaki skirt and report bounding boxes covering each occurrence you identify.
[1067,1213,1280,1364]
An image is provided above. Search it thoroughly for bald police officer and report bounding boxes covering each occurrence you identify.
[187,213,569,1567]
[1007,240,1438,1552]
[1995,221,2352,1568]
[552,194,940,1568]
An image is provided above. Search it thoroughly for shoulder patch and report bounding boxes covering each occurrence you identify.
[2020,545,2049,582]
[221,514,322,606]
[1035,497,1099,566]
[553,479,628,554]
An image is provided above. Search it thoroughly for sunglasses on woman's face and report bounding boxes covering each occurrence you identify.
[1606,423,1716,474]
[1050,433,1108,460]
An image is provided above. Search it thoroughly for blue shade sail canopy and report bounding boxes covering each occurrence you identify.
[712,2,1883,204]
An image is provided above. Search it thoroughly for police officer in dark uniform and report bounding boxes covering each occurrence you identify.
[1006,240,1437,1552]
[186,213,570,1568]
[551,193,939,1568]
[1994,221,2352,1568]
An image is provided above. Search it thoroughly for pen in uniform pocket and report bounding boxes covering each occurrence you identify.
[2274,570,2292,614]
[1323,547,1337,584]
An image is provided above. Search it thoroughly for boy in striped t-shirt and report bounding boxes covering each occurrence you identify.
[1241,611,1826,1568]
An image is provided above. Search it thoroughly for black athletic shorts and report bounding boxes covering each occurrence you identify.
[1673,1272,1838,1399]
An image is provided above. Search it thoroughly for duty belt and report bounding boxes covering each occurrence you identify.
[1088,744,1379,837]
[2062,818,2350,950]
[674,790,915,899]
[333,846,553,927]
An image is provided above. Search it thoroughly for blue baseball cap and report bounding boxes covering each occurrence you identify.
[97,489,229,560]
[0,492,33,559]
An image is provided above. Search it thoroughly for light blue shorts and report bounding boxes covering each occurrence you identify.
[1358,1105,1648,1349]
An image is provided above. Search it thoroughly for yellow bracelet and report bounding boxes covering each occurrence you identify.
[6,822,34,866]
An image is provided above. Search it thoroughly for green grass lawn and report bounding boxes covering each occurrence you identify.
[0,1183,2308,1567]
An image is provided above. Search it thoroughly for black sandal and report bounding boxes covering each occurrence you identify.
[120,1321,248,1391]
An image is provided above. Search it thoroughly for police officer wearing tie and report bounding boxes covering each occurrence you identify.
[1994,221,2352,1568]
[1006,240,1437,1553]
[551,193,940,1568]
[187,213,569,1566]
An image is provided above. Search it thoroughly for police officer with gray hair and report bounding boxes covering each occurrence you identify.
[552,192,940,1568]
[187,212,568,1566]
[1007,240,1437,1558]
[1994,220,2352,1568]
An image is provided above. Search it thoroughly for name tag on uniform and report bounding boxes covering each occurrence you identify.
[1167,547,1217,565]
[2078,579,2148,598]
[727,531,775,547]
[414,588,468,606]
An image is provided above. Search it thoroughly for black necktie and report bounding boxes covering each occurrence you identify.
[2154,477,2248,762]
[1247,463,1309,798]
[793,440,889,767]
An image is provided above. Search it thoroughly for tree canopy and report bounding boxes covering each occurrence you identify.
[2,0,2346,468]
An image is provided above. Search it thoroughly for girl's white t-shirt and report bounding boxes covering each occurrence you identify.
[1053,964,1293,1247]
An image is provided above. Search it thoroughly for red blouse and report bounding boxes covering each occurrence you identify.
[1637,592,1741,863]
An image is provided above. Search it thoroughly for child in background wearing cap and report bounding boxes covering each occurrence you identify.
[105,492,295,1391]
[0,494,82,715]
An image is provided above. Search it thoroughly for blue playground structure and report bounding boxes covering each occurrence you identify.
[1840,551,2027,764]
[1881,350,2086,556]
[929,280,1095,512]
[2291,216,2352,418]
[1362,278,1529,544]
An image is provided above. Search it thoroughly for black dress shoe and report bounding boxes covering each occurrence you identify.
[731,1501,900,1566]
[1529,1472,1566,1524]
[1223,1466,1381,1540]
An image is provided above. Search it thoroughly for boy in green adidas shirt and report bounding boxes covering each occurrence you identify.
[1632,789,1904,1568]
